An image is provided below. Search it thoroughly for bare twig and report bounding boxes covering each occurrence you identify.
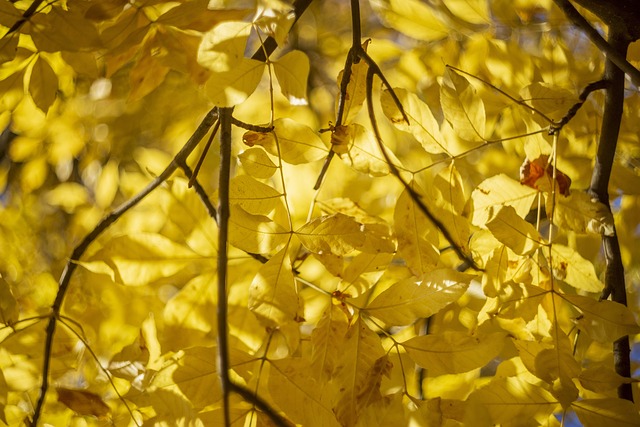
[365,68,480,271]
[30,108,219,425]
[585,28,633,401]
[229,382,291,427]
[1,0,46,38]
[217,108,234,426]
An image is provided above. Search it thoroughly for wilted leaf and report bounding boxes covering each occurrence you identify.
[365,269,472,326]
[337,40,370,123]
[486,205,542,255]
[519,155,571,196]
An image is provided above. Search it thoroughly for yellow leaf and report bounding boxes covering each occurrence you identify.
[273,50,310,105]
[550,245,603,293]
[197,21,252,72]
[311,304,350,380]
[469,174,538,227]
[442,0,491,25]
[163,274,217,350]
[230,174,282,215]
[0,34,18,63]
[340,252,394,297]
[0,277,18,326]
[355,393,407,427]
[512,333,580,385]
[157,0,249,32]
[56,388,110,418]
[273,118,327,164]
[30,8,101,52]
[572,398,640,427]
[238,147,278,179]
[268,359,341,427]
[339,124,390,176]
[248,248,304,326]
[550,191,614,236]
[45,182,89,213]
[296,213,365,256]
[229,205,289,253]
[333,317,389,427]
[403,331,506,376]
[466,377,558,425]
[203,58,265,106]
[95,160,120,208]
[370,0,448,41]
[128,45,171,101]
[520,82,577,122]
[486,205,542,255]
[441,67,486,141]
[578,366,633,393]
[562,294,640,342]
[365,269,473,326]
[29,56,58,113]
[394,184,439,275]
[80,233,207,286]
[381,88,447,154]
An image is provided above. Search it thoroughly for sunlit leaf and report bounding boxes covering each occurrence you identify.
[273,50,310,105]
[230,174,282,215]
[79,233,207,286]
[0,278,18,326]
[297,213,365,256]
[381,88,447,154]
[550,191,614,236]
[469,174,538,227]
[228,205,289,254]
[549,245,604,293]
[203,58,265,106]
[337,39,370,124]
[520,82,577,121]
[441,67,486,141]
[442,0,491,25]
[268,359,341,427]
[573,398,640,427]
[333,317,389,427]
[197,21,252,72]
[248,248,304,326]
[273,118,327,164]
[466,377,558,424]
[238,147,278,179]
[365,269,473,326]
[339,124,390,176]
[311,304,350,380]
[562,294,640,342]
[403,331,506,376]
[369,0,448,41]
[486,205,542,255]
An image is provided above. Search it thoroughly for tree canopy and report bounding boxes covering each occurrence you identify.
[1,0,640,426]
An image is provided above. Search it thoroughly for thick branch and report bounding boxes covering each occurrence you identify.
[587,29,633,402]
[553,0,640,86]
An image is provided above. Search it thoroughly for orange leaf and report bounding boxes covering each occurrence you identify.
[519,155,571,196]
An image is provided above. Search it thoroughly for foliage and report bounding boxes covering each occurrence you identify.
[1,0,640,426]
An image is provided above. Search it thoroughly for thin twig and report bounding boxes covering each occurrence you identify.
[1,0,46,38]
[552,79,609,132]
[365,68,480,271]
[30,108,219,426]
[552,0,640,86]
[188,120,220,188]
[217,107,233,426]
[229,382,291,427]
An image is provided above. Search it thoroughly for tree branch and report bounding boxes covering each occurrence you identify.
[587,29,633,402]
[30,108,219,426]
[552,0,640,86]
